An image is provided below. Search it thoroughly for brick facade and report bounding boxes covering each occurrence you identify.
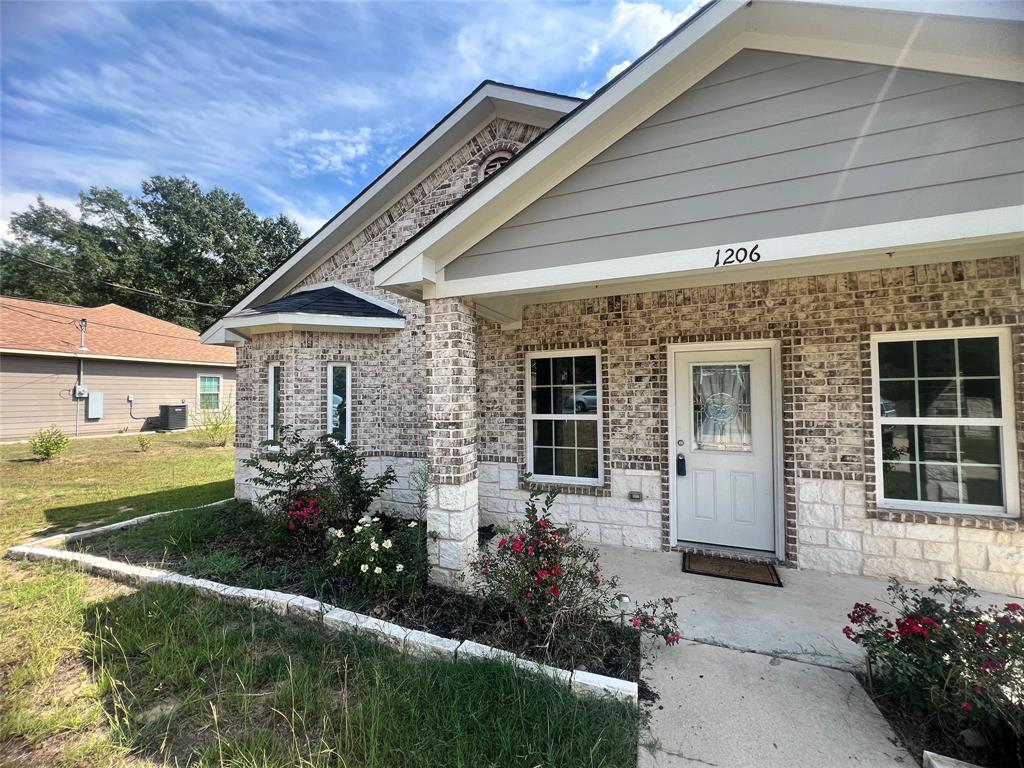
[231,116,1023,596]
[475,256,1023,595]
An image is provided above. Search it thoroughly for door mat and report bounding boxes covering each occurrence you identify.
[682,553,783,587]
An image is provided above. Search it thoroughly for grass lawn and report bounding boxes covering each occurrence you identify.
[0,431,234,549]
[1,434,641,767]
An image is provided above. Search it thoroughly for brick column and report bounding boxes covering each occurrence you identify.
[424,297,479,585]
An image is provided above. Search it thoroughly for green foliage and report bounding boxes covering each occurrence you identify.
[136,434,153,452]
[318,436,398,526]
[242,428,323,518]
[243,429,397,538]
[470,483,681,663]
[28,424,70,461]
[191,404,235,447]
[0,177,303,330]
[327,516,427,600]
[844,579,1024,764]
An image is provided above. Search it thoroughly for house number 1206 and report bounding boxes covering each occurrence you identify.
[714,244,760,266]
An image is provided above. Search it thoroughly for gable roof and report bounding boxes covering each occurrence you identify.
[373,0,1024,296]
[248,286,402,319]
[0,296,236,366]
[201,81,579,345]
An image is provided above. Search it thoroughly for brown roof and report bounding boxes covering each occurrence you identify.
[0,296,235,366]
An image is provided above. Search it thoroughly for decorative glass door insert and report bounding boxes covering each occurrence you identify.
[692,363,752,452]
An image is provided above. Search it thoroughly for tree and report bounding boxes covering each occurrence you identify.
[0,177,304,330]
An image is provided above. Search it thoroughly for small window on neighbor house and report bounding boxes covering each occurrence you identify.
[526,351,602,484]
[268,363,283,443]
[328,363,351,442]
[873,329,1018,517]
[478,151,512,182]
[198,375,221,410]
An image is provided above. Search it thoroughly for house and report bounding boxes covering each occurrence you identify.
[1,297,236,440]
[203,0,1024,596]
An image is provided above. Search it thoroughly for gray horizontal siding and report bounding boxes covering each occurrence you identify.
[0,354,236,441]
[446,51,1024,280]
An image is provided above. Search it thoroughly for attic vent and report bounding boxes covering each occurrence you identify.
[478,151,512,181]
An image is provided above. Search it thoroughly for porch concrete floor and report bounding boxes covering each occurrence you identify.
[599,545,1017,768]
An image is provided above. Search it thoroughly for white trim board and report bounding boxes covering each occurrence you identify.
[428,208,1024,301]
[220,312,405,338]
[666,340,785,560]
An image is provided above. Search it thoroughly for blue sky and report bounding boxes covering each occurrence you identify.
[1,0,701,236]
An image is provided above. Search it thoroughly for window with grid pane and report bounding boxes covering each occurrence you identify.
[198,375,220,410]
[874,331,1016,515]
[527,352,601,483]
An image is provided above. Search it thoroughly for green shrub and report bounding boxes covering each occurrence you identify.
[136,434,154,452]
[191,404,235,447]
[28,425,70,461]
[242,428,397,537]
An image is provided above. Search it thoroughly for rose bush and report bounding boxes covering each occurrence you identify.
[844,578,1023,764]
[328,515,427,600]
[470,485,681,664]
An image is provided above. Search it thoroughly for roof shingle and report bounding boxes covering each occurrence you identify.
[0,296,236,365]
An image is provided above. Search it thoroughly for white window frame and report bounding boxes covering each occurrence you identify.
[871,326,1019,518]
[327,362,352,442]
[525,349,603,486]
[196,374,222,411]
[267,363,282,443]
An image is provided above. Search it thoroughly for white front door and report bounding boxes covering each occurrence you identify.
[673,347,775,551]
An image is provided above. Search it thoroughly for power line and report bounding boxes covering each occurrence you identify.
[5,252,230,308]
[0,301,210,342]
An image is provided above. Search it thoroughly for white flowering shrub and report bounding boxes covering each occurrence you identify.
[327,515,426,599]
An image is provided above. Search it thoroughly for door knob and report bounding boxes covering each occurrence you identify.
[676,454,687,476]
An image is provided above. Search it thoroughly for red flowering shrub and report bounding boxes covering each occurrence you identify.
[844,578,1023,764]
[286,491,324,535]
[470,485,680,664]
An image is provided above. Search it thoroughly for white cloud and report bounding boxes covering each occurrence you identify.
[277,127,380,179]
[605,59,633,81]
[0,190,79,241]
[582,0,703,75]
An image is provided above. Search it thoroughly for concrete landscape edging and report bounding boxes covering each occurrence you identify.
[5,513,639,705]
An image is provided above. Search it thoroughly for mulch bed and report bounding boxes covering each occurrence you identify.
[71,504,644,684]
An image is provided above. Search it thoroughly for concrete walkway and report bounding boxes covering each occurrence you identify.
[596,545,1014,768]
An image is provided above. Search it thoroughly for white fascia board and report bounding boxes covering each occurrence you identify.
[376,2,1024,290]
[220,312,405,335]
[199,322,245,346]
[432,207,1024,299]
[0,348,236,367]
[289,280,403,315]
[217,84,577,319]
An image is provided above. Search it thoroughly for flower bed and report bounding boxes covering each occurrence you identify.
[843,579,1023,768]
[62,430,681,692]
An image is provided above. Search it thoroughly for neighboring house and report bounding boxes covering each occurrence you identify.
[1,297,236,440]
[204,1,1024,595]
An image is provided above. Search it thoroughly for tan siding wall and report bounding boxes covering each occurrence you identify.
[0,354,236,441]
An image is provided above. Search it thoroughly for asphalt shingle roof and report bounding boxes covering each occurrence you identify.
[247,287,402,319]
[0,296,236,365]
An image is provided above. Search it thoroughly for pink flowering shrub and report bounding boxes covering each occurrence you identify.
[470,485,681,663]
[844,578,1023,762]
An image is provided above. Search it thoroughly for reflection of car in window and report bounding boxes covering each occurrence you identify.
[563,389,598,413]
